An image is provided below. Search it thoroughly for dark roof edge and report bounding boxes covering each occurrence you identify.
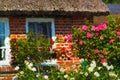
[0,11,110,17]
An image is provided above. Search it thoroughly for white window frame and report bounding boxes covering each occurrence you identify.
[0,18,11,66]
[26,18,56,40]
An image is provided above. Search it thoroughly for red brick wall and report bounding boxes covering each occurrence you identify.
[9,15,93,35]
[55,15,93,35]
[9,17,26,34]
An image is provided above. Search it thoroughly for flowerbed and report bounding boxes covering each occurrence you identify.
[11,16,120,80]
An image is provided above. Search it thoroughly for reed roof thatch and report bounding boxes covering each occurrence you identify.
[0,0,109,16]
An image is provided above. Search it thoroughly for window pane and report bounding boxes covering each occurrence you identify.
[0,22,5,34]
[28,22,51,38]
[0,22,5,60]
[0,22,5,46]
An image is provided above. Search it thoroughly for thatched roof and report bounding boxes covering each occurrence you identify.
[0,0,109,16]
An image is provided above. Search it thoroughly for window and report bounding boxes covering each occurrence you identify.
[0,18,10,65]
[26,18,55,40]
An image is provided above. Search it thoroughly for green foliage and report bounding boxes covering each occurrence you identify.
[10,31,52,64]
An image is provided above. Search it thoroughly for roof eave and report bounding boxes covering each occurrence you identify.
[0,10,110,17]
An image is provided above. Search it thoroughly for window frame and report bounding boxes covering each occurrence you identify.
[0,18,10,66]
[26,18,56,40]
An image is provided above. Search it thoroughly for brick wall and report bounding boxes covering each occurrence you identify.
[9,17,26,34]
[94,16,108,24]
[9,15,92,35]
[55,15,93,35]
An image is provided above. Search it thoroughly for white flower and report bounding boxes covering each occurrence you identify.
[60,68,65,72]
[88,60,96,72]
[106,65,114,70]
[24,60,29,65]
[94,72,100,77]
[64,74,68,79]
[84,72,88,76]
[29,63,33,67]
[118,79,120,80]
[32,67,37,72]
[109,65,114,70]
[28,63,33,70]
[36,73,40,78]
[102,62,108,67]
[88,67,94,72]
[91,60,96,67]
[98,67,102,70]
[109,71,117,77]
[14,66,19,70]
[44,75,49,79]
[80,72,83,74]
[19,71,24,75]
[106,65,110,70]
[79,58,84,63]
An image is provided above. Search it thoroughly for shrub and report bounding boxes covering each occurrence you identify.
[72,15,120,66]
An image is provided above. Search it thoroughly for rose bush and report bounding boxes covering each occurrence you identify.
[72,15,120,66]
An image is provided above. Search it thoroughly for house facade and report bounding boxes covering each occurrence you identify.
[0,0,109,79]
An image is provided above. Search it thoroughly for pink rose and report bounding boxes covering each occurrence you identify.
[100,36,104,40]
[102,23,108,30]
[117,31,120,35]
[100,59,107,64]
[79,40,84,46]
[86,32,93,39]
[109,39,115,44]
[95,32,99,36]
[99,54,104,58]
[66,34,72,42]
[94,49,99,53]
[96,23,108,31]
[82,25,88,31]
[91,26,96,31]
[118,36,120,40]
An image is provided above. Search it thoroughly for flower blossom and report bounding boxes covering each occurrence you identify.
[79,40,84,46]
[109,71,117,77]
[82,25,88,31]
[100,59,107,64]
[88,60,96,72]
[64,74,68,79]
[86,32,93,39]
[31,67,37,72]
[95,32,99,36]
[100,35,104,40]
[109,39,115,44]
[44,75,49,79]
[99,54,104,58]
[96,23,108,31]
[91,26,96,31]
[66,34,72,42]
[14,66,20,70]
[117,31,120,35]
[94,72,100,77]
[94,49,99,53]
[106,65,114,70]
